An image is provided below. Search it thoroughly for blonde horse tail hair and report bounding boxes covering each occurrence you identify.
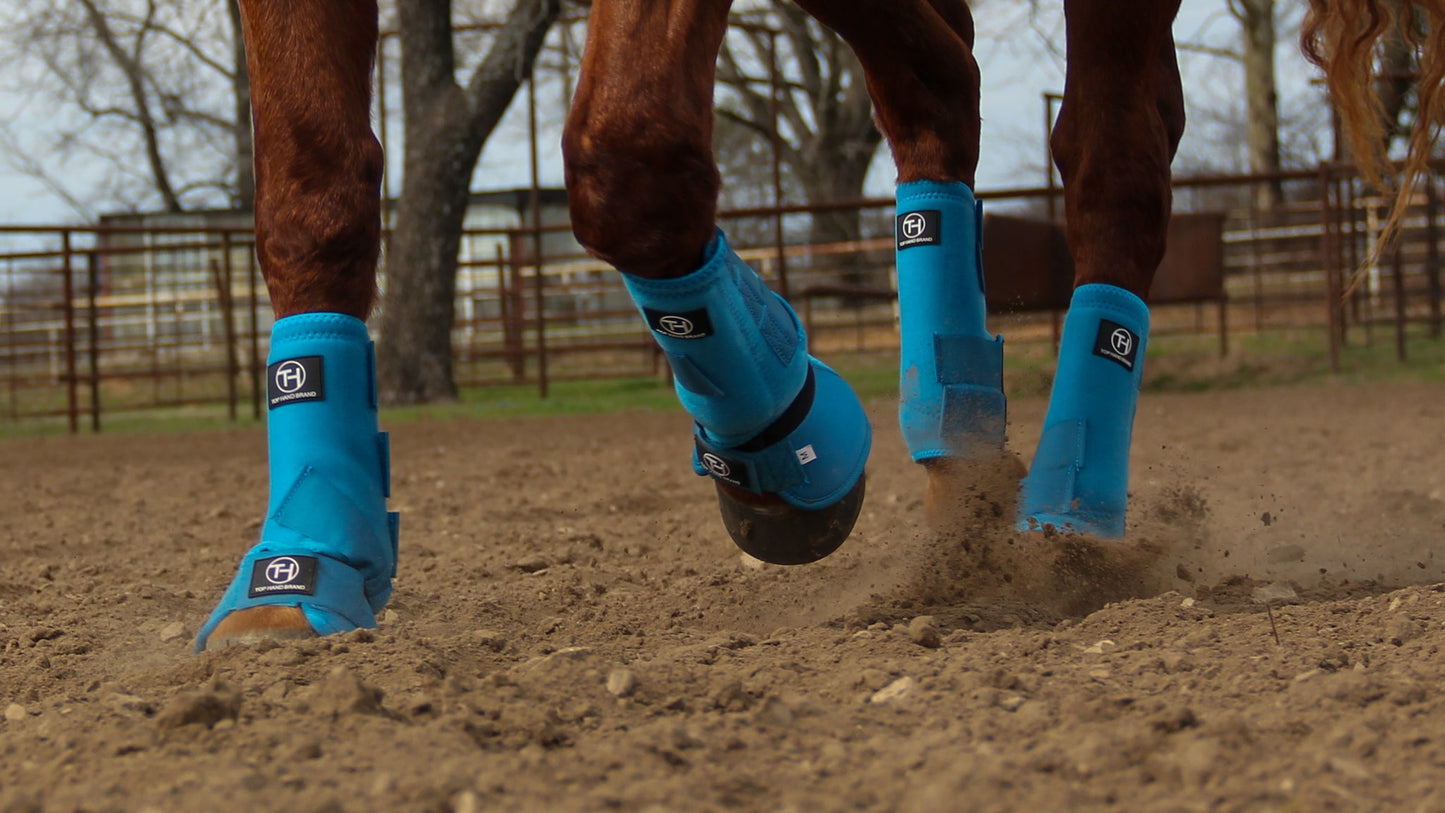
[1303,0,1445,289]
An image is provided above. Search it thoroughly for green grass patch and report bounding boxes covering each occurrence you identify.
[1142,326,1445,392]
[387,376,683,423]
[4,326,1444,439]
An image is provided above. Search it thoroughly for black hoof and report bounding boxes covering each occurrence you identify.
[714,473,866,565]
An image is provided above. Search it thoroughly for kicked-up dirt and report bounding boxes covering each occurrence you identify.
[2,379,1444,811]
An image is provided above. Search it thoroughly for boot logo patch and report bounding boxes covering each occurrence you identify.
[896,210,941,249]
[1094,320,1139,371]
[643,307,713,339]
[698,447,749,489]
[248,555,318,597]
[701,452,732,478]
[268,356,325,408]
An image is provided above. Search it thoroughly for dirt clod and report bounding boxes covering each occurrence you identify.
[154,682,241,729]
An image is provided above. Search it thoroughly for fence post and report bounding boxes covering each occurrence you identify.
[87,251,101,432]
[1392,227,1406,362]
[506,243,526,382]
[498,244,522,382]
[533,241,548,399]
[1428,178,1441,339]
[1337,173,1354,355]
[527,75,549,400]
[214,232,239,421]
[1249,193,1263,332]
[1321,165,1342,373]
[61,229,78,434]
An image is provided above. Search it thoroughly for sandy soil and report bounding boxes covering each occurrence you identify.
[2,379,1445,811]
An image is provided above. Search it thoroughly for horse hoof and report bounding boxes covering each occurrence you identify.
[200,606,316,650]
[923,452,1026,530]
[715,472,866,565]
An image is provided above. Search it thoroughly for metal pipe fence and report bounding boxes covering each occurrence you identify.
[2,166,1441,432]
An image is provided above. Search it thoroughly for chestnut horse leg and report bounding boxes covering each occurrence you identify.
[794,0,1015,524]
[564,0,871,565]
[1016,0,1185,537]
[196,0,397,650]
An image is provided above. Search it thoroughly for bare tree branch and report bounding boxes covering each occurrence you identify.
[1178,41,1242,61]
[0,0,249,215]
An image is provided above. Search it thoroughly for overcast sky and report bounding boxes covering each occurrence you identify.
[0,3,1324,225]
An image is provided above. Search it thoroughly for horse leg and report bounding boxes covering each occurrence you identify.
[1016,0,1185,537]
[564,0,871,564]
[794,0,1012,524]
[196,0,397,650]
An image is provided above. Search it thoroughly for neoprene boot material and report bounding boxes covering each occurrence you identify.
[1017,284,1149,538]
[895,180,1005,462]
[196,313,397,650]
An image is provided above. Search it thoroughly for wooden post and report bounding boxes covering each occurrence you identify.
[61,229,78,434]
[528,75,549,399]
[213,232,239,420]
[1392,226,1406,362]
[86,251,101,432]
[1321,166,1342,373]
[1427,177,1441,339]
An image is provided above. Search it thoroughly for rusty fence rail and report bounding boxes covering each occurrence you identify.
[3,166,1442,432]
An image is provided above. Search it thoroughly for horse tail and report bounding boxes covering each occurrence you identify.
[1302,0,1445,277]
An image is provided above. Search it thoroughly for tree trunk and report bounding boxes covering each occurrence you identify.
[1375,0,1414,155]
[376,89,477,404]
[1236,0,1283,209]
[376,0,559,405]
[227,0,255,212]
[799,141,876,290]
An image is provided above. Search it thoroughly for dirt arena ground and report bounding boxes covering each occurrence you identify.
[2,378,1445,811]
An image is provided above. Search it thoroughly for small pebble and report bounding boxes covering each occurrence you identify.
[512,555,549,573]
[471,630,507,652]
[606,668,637,698]
[908,616,941,648]
[158,622,187,643]
[869,677,916,705]
[4,703,27,722]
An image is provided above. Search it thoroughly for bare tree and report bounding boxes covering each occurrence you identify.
[1229,0,1284,208]
[1170,3,1326,207]
[715,3,881,277]
[0,0,253,217]
[1373,0,1419,159]
[376,0,561,404]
